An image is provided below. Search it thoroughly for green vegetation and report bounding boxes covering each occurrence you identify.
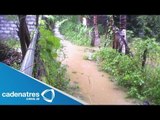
[2,15,160,104]
[3,39,20,50]
[0,40,21,69]
[37,25,70,91]
[60,20,91,46]
[57,15,160,104]
[93,38,160,104]
[2,39,21,69]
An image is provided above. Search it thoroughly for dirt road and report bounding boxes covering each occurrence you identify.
[54,24,135,105]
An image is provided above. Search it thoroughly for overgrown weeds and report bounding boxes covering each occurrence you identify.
[93,38,160,104]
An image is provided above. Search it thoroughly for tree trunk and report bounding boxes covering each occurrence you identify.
[18,15,30,60]
[142,48,147,68]
[91,26,95,46]
[119,15,127,54]
[78,15,83,24]
[97,15,108,35]
[86,16,93,27]
[87,16,94,46]
[82,17,87,26]
[36,15,39,27]
[91,15,100,47]
[110,15,118,49]
[24,19,30,47]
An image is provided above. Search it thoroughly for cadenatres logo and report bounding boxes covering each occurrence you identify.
[1,89,55,103]
[41,89,55,103]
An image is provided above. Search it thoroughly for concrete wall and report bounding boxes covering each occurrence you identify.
[0,15,36,40]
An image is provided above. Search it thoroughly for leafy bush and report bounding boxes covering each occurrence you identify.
[127,30,134,43]
[98,24,105,35]
[3,39,20,50]
[99,35,112,47]
[59,21,91,46]
[94,38,160,104]
[0,41,21,69]
[37,26,70,91]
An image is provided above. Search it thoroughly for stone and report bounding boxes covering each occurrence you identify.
[0,20,6,23]
[0,34,8,39]
[28,21,34,25]
[4,30,10,34]
[10,24,17,28]
[8,21,14,24]
[5,24,10,27]
[0,24,4,27]
[8,27,14,30]
[0,15,36,40]
[29,26,35,30]
[1,27,6,30]
[0,15,3,20]
[27,15,35,20]
[0,30,4,33]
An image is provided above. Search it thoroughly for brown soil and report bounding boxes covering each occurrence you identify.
[61,40,135,105]
[55,24,136,105]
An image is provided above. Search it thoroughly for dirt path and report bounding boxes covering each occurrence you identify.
[54,24,135,105]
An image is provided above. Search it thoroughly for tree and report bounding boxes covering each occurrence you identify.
[111,15,120,50]
[17,15,30,60]
[78,15,83,24]
[97,15,108,36]
[111,15,131,55]
[91,15,100,47]
[36,15,39,27]
[119,15,127,54]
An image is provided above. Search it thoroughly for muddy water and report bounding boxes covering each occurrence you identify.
[54,24,135,105]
